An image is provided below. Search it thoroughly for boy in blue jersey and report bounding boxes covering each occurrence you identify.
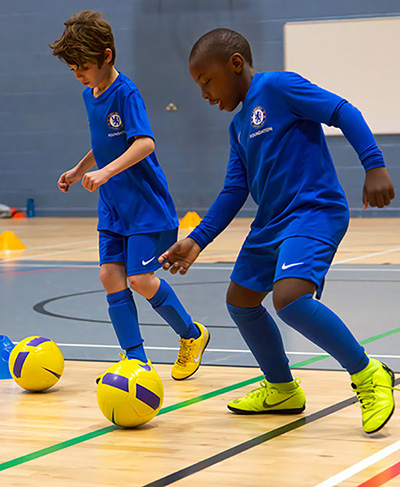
[50,10,209,380]
[160,28,397,433]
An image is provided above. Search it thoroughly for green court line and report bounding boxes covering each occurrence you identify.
[1,326,399,472]
[160,353,331,414]
[360,327,400,345]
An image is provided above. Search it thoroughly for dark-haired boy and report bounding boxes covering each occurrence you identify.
[50,10,209,380]
[160,28,397,433]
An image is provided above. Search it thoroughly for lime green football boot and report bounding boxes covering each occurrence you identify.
[227,378,306,414]
[351,358,397,434]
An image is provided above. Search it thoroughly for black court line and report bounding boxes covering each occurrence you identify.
[143,377,400,487]
[32,282,236,328]
[33,289,111,323]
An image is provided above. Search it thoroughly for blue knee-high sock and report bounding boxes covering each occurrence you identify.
[277,294,368,375]
[227,303,293,383]
[148,279,200,339]
[107,288,147,362]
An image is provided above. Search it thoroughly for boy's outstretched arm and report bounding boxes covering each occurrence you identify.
[160,146,249,275]
[159,238,202,275]
[158,182,248,274]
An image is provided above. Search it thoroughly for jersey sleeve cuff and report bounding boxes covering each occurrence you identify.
[361,154,386,172]
[187,228,210,250]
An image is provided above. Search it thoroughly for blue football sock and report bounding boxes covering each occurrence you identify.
[277,294,368,375]
[125,344,147,362]
[107,288,147,362]
[227,302,293,383]
[148,279,200,340]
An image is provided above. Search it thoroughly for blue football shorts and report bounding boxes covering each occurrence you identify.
[99,228,178,276]
[230,236,337,299]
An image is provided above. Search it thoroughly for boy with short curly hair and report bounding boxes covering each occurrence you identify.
[160,28,396,433]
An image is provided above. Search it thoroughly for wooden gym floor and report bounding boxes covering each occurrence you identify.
[0,217,400,486]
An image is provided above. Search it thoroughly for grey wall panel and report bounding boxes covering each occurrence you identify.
[1,0,399,217]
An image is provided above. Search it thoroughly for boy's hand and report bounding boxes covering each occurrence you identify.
[81,169,110,192]
[158,238,201,275]
[363,167,395,209]
[57,169,81,193]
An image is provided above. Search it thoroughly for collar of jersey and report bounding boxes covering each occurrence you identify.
[86,71,122,103]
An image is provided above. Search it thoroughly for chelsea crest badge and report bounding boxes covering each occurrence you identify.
[251,106,266,128]
[107,112,122,130]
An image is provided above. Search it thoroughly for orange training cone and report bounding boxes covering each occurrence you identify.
[179,211,202,229]
[0,231,26,251]
[12,212,27,219]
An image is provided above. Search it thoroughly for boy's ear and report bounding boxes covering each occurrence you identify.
[104,48,113,64]
[230,53,244,73]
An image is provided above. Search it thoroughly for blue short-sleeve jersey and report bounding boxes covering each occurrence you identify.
[228,71,350,248]
[83,72,178,235]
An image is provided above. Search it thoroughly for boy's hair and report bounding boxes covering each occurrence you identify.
[50,10,116,68]
[190,28,253,67]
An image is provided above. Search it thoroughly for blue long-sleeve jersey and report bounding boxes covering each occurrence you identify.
[189,71,384,250]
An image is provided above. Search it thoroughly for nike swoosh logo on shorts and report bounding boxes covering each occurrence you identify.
[142,257,156,266]
[281,262,304,270]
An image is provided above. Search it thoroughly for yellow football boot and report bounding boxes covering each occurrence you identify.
[171,322,210,380]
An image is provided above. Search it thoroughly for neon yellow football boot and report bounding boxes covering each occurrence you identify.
[227,378,306,414]
[351,358,397,434]
[171,322,210,380]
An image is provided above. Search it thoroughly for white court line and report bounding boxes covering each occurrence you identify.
[333,247,400,265]
[0,246,98,262]
[19,342,400,359]
[313,440,400,487]
[18,239,95,252]
[0,263,99,268]
[0,239,95,253]
[329,268,400,272]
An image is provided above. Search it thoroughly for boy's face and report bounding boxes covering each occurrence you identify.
[68,49,114,89]
[68,61,108,88]
[189,52,244,112]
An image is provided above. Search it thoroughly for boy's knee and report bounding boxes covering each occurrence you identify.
[272,291,294,312]
[128,274,147,293]
[272,278,316,312]
[128,275,140,292]
[226,281,266,308]
[100,264,127,293]
[99,266,113,287]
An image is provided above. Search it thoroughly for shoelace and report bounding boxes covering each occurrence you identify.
[353,379,400,409]
[245,380,270,399]
[176,338,194,365]
[246,377,302,399]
